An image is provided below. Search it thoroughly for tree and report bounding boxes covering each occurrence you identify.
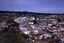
[1,19,26,43]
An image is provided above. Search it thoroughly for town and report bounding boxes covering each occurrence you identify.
[0,11,64,43]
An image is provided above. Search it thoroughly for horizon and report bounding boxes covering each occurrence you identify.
[0,11,64,14]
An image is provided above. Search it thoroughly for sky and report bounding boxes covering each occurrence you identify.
[0,0,64,13]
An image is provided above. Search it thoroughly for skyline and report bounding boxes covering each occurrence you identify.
[0,0,64,13]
